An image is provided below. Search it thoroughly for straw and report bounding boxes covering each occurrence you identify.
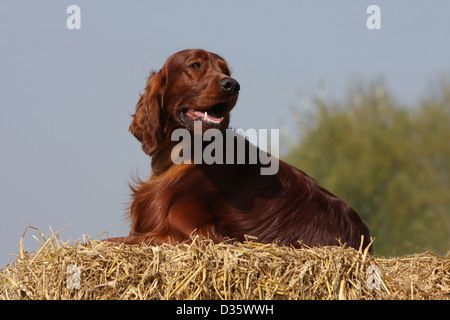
[1,227,448,300]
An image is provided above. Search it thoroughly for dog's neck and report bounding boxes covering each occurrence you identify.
[150,139,179,177]
[150,127,229,178]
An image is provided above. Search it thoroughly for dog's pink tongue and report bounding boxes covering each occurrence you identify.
[195,111,223,123]
[185,109,223,124]
[184,109,200,121]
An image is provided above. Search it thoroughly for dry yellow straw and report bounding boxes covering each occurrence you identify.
[1,227,449,300]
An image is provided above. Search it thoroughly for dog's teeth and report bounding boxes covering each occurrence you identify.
[192,110,222,124]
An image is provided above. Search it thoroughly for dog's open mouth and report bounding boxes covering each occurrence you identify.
[179,104,226,127]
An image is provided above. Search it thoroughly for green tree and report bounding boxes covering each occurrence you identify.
[285,80,450,257]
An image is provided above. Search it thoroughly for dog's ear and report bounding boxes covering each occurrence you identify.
[129,69,165,157]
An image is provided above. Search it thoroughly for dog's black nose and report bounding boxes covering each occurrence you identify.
[220,78,240,95]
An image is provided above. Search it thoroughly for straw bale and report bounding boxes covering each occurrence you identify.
[0,228,448,300]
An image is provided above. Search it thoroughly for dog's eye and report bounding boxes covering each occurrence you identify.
[190,62,201,70]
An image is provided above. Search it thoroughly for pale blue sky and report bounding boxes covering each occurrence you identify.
[1,1,449,266]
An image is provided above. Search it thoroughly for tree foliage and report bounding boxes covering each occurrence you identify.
[285,80,450,257]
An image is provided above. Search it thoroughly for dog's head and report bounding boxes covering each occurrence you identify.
[130,49,240,156]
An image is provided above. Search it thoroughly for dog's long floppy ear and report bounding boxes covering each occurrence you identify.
[129,69,166,156]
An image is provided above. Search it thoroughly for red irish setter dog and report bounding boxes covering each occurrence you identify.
[109,49,372,252]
